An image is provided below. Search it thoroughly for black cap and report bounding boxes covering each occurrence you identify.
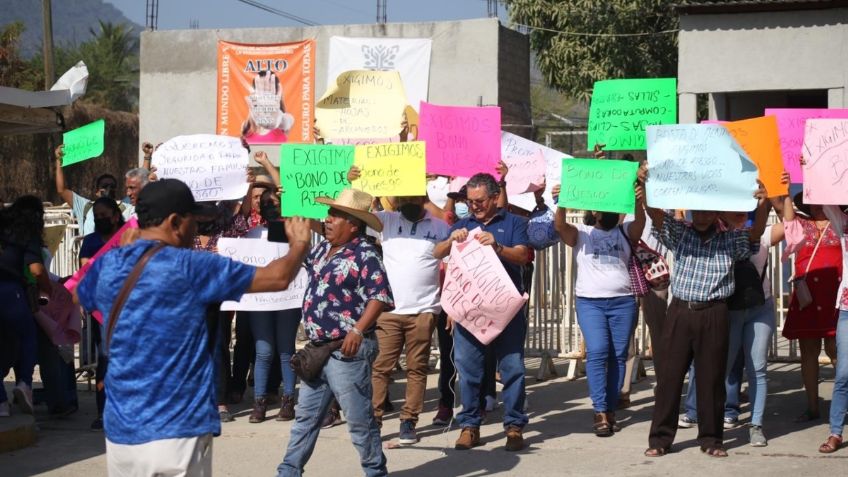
[136,179,217,225]
[447,185,468,201]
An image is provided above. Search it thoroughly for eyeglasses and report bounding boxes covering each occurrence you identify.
[467,197,492,207]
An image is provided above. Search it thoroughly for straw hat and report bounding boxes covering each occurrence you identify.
[315,188,383,232]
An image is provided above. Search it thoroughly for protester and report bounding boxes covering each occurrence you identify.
[76,179,312,475]
[551,180,646,437]
[279,188,393,477]
[123,168,150,211]
[433,172,531,452]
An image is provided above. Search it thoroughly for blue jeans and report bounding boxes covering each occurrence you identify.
[725,298,775,426]
[278,336,385,477]
[0,281,37,403]
[830,310,848,436]
[248,309,301,397]
[454,309,528,429]
[575,296,638,412]
[684,363,697,420]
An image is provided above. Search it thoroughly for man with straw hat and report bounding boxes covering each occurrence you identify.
[278,188,394,477]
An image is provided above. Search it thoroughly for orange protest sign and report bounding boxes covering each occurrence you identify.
[722,116,788,197]
[216,40,315,145]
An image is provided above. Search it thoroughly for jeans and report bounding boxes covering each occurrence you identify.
[454,309,528,429]
[278,336,385,477]
[684,363,697,420]
[248,309,301,397]
[725,298,775,426]
[0,281,37,403]
[575,296,638,412]
[830,310,848,436]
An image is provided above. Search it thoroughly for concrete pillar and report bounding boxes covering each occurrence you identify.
[828,87,845,108]
[708,93,727,120]
[678,93,697,124]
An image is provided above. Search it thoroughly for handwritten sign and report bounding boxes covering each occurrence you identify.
[280,144,354,219]
[646,124,758,211]
[501,132,572,210]
[802,119,848,205]
[152,135,250,201]
[36,283,80,346]
[418,102,501,177]
[327,136,400,145]
[588,78,677,151]
[765,108,848,182]
[440,228,528,345]
[722,116,788,197]
[315,70,408,139]
[218,238,308,311]
[503,150,546,196]
[558,159,638,213]
[62,119,105,166]
[352,141,426,197]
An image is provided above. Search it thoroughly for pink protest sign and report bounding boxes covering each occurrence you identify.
[802,119,848,205]
[418,102,501,177]
[35,282,81,346]
[449,176,469,193]
[64,218,138,295]
[504,150,546,196]
[440,228,528,345]
[765,108,848,183]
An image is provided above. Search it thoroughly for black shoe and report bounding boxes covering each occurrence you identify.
[90,417,104,431]
[219,408,235,422]
[321,408,342,429]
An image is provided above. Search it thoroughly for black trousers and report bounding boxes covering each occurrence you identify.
[648,298,729,450]
[436,311,456,407]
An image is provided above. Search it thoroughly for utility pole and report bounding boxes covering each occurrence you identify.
[42,0,55,89]
[376,0,387,24]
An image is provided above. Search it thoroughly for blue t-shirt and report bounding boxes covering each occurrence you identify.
[450,209,530,293]
[78,233,107,260]
[77,239,255,445]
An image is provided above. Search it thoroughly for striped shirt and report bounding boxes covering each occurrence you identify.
[653,212,755,302]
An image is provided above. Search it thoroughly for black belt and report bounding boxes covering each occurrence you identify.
[673,297,726,311]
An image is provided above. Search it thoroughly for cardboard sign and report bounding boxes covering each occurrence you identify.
[802,119,848,205]
[588,78,677,151]
[500,131,572,210]
[218,238,308,311]
[646,124,758,211]
[440,228,528,345]
[722,116,788,197]
[280,143,354,219]
[44,225,67,257]
[503,150,546,196]
[315,70,408,140]
[62,119,105,166]
[152,135,250,202]
[559,159,639,213]
[418,102,501,177]
[765,108,848,182]
[352,141,426,197]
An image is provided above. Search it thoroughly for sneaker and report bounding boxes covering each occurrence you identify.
[276,395,295,421]
[723,417,740,429]
[0,401,10,417]
[90,417,104,431]
[505,425,524,451]
[678,416,697,428]
[432,404,453,426]
[13,383,33,415]
[398,420,419,445]
[321,408,343,429]
[749,425,768,447]
[484,395,497,412]
[454,427,481,450]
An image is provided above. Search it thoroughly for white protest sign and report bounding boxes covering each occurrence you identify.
[501,132,571,210]
[646,124,758,211]
[152,134,250,201]
[217,238,307,311]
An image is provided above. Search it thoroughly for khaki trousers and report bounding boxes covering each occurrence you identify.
[106,434,212,477]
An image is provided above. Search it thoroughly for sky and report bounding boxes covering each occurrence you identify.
[105,0,510,30]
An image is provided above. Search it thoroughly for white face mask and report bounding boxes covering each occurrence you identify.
[455,202,469,218]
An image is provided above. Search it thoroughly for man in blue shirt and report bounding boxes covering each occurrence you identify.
[77,179,312,476]
[433,173,531,452]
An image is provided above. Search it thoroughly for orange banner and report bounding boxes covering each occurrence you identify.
[217,40,315,145]
[723,116,788,197]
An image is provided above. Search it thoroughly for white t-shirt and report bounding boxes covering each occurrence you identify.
[376,211,450,315]
[574,221,634,298]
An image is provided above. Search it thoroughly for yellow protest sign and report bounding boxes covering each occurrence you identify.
[353,141,427,197]
[315,70,409,140]
[44,225,67,256]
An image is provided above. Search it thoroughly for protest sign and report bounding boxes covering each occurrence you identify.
[152,135,250,202]
[280,143,354,219]
[327,136,400,146]
[64,218,138,304]
[427,176,449,208]
[501,131,572,210]
[218,238,308,311]
[352,141,426,197]
[440,228,528,345]
[216,40,315,145]
[315,70,408,140]
[62,119,105,166]
[36,284,80,346]
[765,108,848,182]
[721,116,787,197]
[44,225,67,257]
[503,150,546,196]
[418,102,501,177]
[559,159,639,213]
[802,119,848,205]
[588,78,677,151]
[646,124,758,211]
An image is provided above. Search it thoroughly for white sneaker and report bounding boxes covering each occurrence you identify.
[13,383,33,415]
[0,401,10,417]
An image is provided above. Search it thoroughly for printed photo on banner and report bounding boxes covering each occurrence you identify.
[218,238,308,311]
[216,40,315,145]
[419,102,501,177]
[559,159,639,214]
[500,131,572,210]
[765,108,848,182]
[152,135,250,202]
[720,116,788,197]
[588,78,677,151]
[802,119,848,205]
[352,141,426,197]
[279,143,354,219]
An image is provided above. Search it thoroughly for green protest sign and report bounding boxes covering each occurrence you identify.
[559,159,639,213]
[588,78,677,151]
[280,143,355,219]
[62,119,105,166]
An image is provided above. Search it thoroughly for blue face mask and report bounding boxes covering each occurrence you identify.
[455,202,469,218]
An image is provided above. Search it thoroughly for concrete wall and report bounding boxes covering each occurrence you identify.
[139,18,531,161]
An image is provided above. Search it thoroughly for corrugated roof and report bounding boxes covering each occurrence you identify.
[676,0,848,14]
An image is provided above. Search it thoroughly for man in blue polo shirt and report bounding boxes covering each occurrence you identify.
[433,172,531,452]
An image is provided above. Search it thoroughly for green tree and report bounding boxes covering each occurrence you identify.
[504,0,678,102]
[0,21,39,90]
[78,20,139,112]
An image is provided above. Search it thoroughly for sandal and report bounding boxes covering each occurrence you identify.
[593,413,613,437]
[644,447,669,457]
[701,447,728,458]
[818,434,843,454]
[794,409,820,423]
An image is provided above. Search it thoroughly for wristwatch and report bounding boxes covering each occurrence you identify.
[350,327,364,337]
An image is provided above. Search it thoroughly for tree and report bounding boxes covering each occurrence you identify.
[78,20,139,112]
[504,0,678,102]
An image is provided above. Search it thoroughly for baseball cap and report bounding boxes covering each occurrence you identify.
[447,185,468,201]
[135,179,218,225]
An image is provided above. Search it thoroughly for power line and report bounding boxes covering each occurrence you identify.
[235,0,319,26]
[515,23,678,37]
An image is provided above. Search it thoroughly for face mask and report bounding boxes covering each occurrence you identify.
[260,202,281,223]
[398,203,423,222]
[598,213,620,230]
[94,217,113,235]
[455,202,469,218]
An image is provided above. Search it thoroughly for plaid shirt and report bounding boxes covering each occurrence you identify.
[653,212,756,302]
